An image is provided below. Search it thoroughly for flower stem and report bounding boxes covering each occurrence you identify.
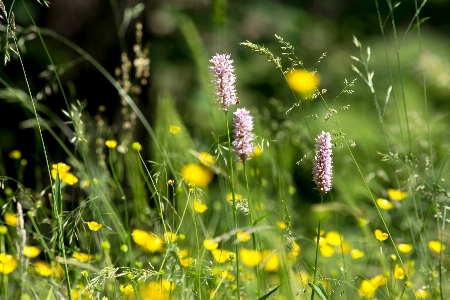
[311,194,324,300]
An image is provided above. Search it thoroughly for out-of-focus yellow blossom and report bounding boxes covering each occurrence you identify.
[35,261,52,277]
[236,232,251,243]
[0,253,17,275]
[415,289,428,299]
[180,257,195,267]
[51,163,78,185]
[276,221,286,229]
[132,229,164,253]
[394,264,404,279]
[4,212,18,226]
[240,249,262,267]
[286,69,320,94]
[387,189,407,201]
[105,140,118,148]
[169,125,181,135]
[226,192,243,204]
[320,243,335,257]
[377,198,394,210]
[199,152,216,166]
[251,147,262,157]
[211,249,232,263]
[120,284,135,299]
[351,249,364,259]
[193,200,208,213]
[336,241,351,254]
[292,241,300,257]
[398,243,413,253]
[221,270,235,281]
[73,252,94,263]
[132,142,142,152]
[358,274,387,298]
[262,250,278,272]
[164,232,178,243]
[181,164,213,188]
[9,150,21,160]
[324,231,343,246]
[0,226,7,234]
[139,280,174,300]
[204,238,219,250]
[428,240,445,253]
[23,246,41,258]
[86,221,102,232]
[82,180,90,188]
[375,229,388,242]
[357,218,369,227]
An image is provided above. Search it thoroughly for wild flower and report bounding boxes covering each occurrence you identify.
[4,212,18,226]
[169,125,180,134]
[139,280,175,300]
[377,198,394,210]
[203,238,219,250]
[375,229,388,242]
[236,232,251,243]
[387,188,407,201]
[291,241,301,257]
[358,274,386,298]
[193,200,208,213]
[398,243,413,253]
[226,192,243,204]
[312,131,333,195]
[324,231,343,246]
[105,140,118,148]
[211,249,232,263]
[8,150,21,160]
[286,69,320,94]
[163,232,178,243]
[35,261,53,277]
[51,163,79,185]
[428,240,445,253]
[394,264,405,279]
[23,246,41,258]
[210,54,239,112]
[86,221,102,232]
[351,249,364,259]
[181,164,213,188]
[239,248,262,267]
[262,250,279,272]
[0,253,17,275]
[131,229,164,253]
[232,108,255,163]
[73,252,94,263]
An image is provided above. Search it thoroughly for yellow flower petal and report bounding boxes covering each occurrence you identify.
[120,284,134,295]
[181,164,213,188]
[377,198,394,210]
[105,140,118,148]
[199,152,216,166]
[180,257,195,267]
[236,232,251,243]
[169,125,181,134]
[276,221,286,229]
[375,229,388,242]
[35,261,52,277]
[226,192,243,204]
[262,250,278,272]
[211,249,232,263]
[240,248,262,267]
[324,231,344,246]
[394,264,404,279]
[250,146,262,157]
[387,188,407,201]
[132,142,142,152]
[320,244,335,257]
[398,243,413,253]
[23,246,41,258]
[291,241,301,257]
[204,238,219,250]
[73,252,94,263]
[4,212,18,226]
[132,229,150,246]
[164,232,178,243]
[0,253,17,275]
[351,249,364,259]
[193,200,208,213]
[9,150,21,160]
[286,69,320,94]
[415,289,428,299]
[143,235,164,253]
[86,221,102,232]
[428,240,445,253]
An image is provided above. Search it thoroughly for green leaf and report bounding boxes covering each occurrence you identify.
[253,207,276,226]
[406,17,430,37]
[258,284,280,300]
[308,282,330,300]
[54,169,62,217]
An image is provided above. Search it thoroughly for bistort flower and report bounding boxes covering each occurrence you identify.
[312,131,333,195]
[210,54,239,112]
[232,108,255,163]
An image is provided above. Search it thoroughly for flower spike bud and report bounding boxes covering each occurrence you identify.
[210,54,239,112]
[312,131,333,195]
[232,108,255,163]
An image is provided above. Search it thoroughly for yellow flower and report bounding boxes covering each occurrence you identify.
[251,147,262,157]
[193,200,208,213]
[120,284,135,296]
[286,69,320,94]
[240,248,262,267]
[375,229,388,242]
[73,252,94,263]
[262,250,278,272]
[180,257,195,267]
[276,221,286,229]
[398,243,413,253]
[9,150,21,160]
[324,231,343,246]
[226,192,243,204]
[181,164,213,188]
[86,221,103,232]
[132,229,164,252]
[0,226,7,234]
[320,243,335,257]
[415,289,428,299]
[357,218,369,227]
[387,189,407,201]
[351,249,364,259]
[204,238,219,250]
[211,249,232,263]
[394,264,404,279]
[199,152,216,166]
[358,274,387,298]
[35,261,53,277]
[169,125,181,134]
[164,232,178,243]
[236,232,251,243]
[51,163,78,185]
[336,241,351,254]
[132,142,142,152]
[4,212,18,226]
[428,240,445,253]
[291,241,301,257]
[63,173,79,185]
[377,198,394,210]
[23,246,41,258]
[132,229,149,246]
[104,140,117,149]
[139,281,168,300]
[0,253,17,275]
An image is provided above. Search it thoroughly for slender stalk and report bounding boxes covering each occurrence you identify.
[311,195,323,300]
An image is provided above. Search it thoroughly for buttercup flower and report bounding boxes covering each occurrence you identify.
[232,108,255,163]
[377,198,394,210]
[51,163,79,185]
[193,200,208,213]
[181,164,213,188]
[35,261,53,277]
[351,249,364,259]
[398,243,413,253]
[286,69,320,94]
[170,125,181,135]
[262,250,279,272]
[240,248,262,267]
[210,54,239,112]
[132,229,164,253]
[236,232,251,243]
[387,188,407,201]
[375,229,388,242]
[86,221,102,232]
[73,252,94,263]
[23,246,41,258]
[428,240,445,253]
[4,212,18,226]
[203,238,219,250]
[211,249,232,263]
[105,140,118,148]
[312,131,333,195]
[0,253,17,275]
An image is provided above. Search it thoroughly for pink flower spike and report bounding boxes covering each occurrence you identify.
[210,54,239,112]
[312,131,333,195]
[232,108,255,163]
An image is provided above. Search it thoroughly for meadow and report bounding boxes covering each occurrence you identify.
[0,0,449,299]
